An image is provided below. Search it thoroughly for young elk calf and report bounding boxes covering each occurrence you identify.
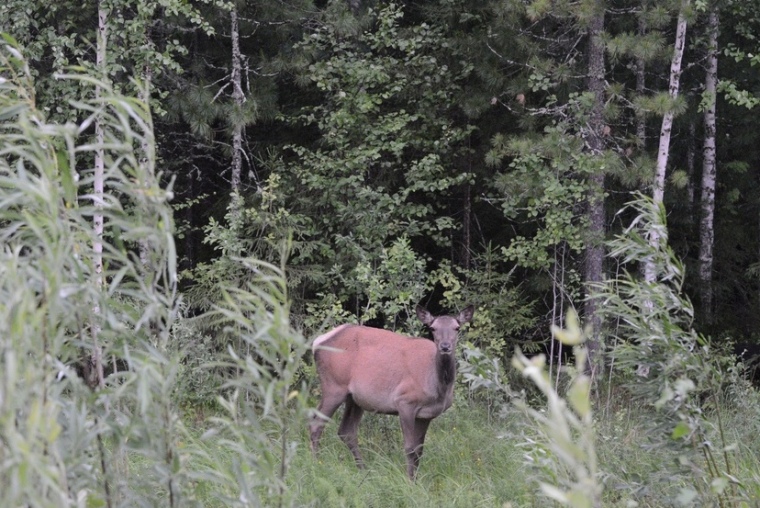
[309,305,474,480]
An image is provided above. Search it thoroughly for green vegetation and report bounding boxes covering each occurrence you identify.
[3,1,760,507]
[288,405,529,507]
[176,393,760,507]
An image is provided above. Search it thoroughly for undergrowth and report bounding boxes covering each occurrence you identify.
[286,404,529,507]
[173,391,760,508]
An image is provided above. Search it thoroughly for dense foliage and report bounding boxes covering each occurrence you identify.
[0,37,308,507]
[3,0,760,505]
[3,0,758,342]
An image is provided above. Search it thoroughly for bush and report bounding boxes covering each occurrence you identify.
[0,37,308,507]
[598,194,753,506]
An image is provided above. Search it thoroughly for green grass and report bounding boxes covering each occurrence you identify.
[283,395,760,507]
[594,396,760,507]
[166,388,760,507]
[287,401,532,507]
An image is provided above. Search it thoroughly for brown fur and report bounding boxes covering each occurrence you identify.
[309,305,474,480]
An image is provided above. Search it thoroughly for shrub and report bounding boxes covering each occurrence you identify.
[598,194,751,506]
[0,37,308,507]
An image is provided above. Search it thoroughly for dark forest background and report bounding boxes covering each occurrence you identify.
[5,0,760,355]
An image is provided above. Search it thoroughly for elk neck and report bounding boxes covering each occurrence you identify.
[435,350,457,390]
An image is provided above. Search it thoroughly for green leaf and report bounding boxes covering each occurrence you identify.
[673,378,695,397]
[711,477,729,495]
[676,487,698,505]
[57,150,77,207]
[671,421,690,440]
[540,483,569,503]
[0,103,26,121]
[566,489,593,508]
[568,375,592,418]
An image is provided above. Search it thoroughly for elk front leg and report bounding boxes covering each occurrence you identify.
[400,410,431,480]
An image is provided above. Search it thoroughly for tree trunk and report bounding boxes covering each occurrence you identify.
[184,167,196,272]
[699,6,719,325]
[461,183,471,271]
[583,2,606,375]
[645,0,690,283]
[635,13,647,150]
[230,6,244,194]
[687,120,696,220]
[90,3,108,391]
[139,40,153,269]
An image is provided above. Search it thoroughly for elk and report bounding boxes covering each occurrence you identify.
[309,304,474,480]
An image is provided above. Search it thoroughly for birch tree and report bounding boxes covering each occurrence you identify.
[646,0,690,283]
[230,5,244,195]
[699,5,719,324]
[91,2,108,390]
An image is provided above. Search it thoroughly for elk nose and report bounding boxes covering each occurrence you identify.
[440,343,452,354]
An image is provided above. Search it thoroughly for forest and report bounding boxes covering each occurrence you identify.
[2,0,760,506]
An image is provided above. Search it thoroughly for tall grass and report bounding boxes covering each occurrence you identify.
[276,388,760,508]
[596,195,759,506]
[286,402,531,507]
[0,34,181,506]
[0,37,308,507]
[511,310,601,508]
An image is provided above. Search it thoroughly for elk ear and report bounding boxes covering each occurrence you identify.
[457,305,475,325]
[416,305,434,326]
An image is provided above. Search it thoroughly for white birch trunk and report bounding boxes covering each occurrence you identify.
[230,7,244,194]
[139,50,153,268]
[699,6,719,324]
[645,0,690,283]
[91,4,108,389]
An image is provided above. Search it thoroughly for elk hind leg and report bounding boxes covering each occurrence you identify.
[310,390,346,455]
[338,394,366,468]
